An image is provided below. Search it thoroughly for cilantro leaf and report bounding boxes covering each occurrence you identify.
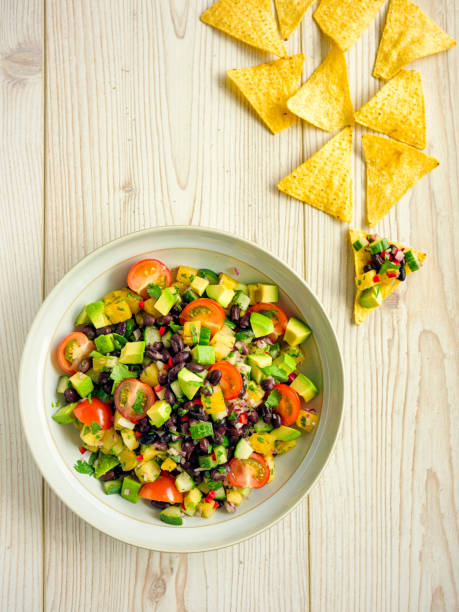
[74,460,95,476]
[262,365,289,383]
[169,323,183,333]
[131,390,146,414]
[90,421,101,434]
[110,363,133,393]
[260,310,278,319]
[265,389,282,409]
[146,283,162,299]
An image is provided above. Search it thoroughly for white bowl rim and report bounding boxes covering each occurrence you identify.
[19,224,344,552]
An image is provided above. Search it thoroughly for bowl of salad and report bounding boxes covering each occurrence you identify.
[19,226,343,551]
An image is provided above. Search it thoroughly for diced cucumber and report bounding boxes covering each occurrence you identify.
[199,327,211,345]
[254,419,273,433]
[56,376,70,394]
[162,330,172,348]
[159,505,183,526]
[235,330,254,343]
[198,455,218,469]
[189,421,214,440]
[102,479,122,495]
[144,325,161,346]
[353,238,368,251]
[213,486,226,501]
[52,402,77,425]
[232,290,251,312]
[213,444,228,465]
[182,289,199,303]
[175,471,195,493]
[170,380,184,398]
[121,476,142,503]
[369,238,389,254]
[404,250,420,271]
[234,438,253,459]
[198,268,219,284]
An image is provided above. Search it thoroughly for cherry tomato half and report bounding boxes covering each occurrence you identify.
[248,303,288,337]
[180,298,225,337]
[208,361,242,400]
[73,398,113,430]
[139,472,183,503]
[57,332,96,375]
[114,378,155,423]
[273,383,301,426]
[228,453,269,489]
[127,259,172,298]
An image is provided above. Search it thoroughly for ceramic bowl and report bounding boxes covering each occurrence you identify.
[19,226,343,552]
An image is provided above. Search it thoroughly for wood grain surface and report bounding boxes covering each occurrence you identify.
[1,1,458,610]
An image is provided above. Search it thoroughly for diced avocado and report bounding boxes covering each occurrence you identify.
[290,373,318,403]
[92,354,118,373]
[94,334,115,354]
[271,425,301,442]
[183,487,203,516]
[102,479,122,495]
[254,418,273,433]
[52,401,77,425]
[56,375,70,394]
[250,364,264,384]
[177,367,203,400]
[75,306,90,325]
[283,345,305,365]
[159,505,183,525]
[247,353,272,369]
[284,317,312,347]
[121,476,141,503]
[273,352,297,375]
[198,454,218,469]
[119,341,145,364]
[191,345,215,365]
[359,285,382,309]
[234,438,253,460]
[147,400,172,428]
[190,275,209,296]
[206,285,235,308]
[120,428,139,451]
[85,300,111,329]
[190,421,214,440]
[140,363,159,387]
[94,453,120,479]
[250,312,274,338]
[170,380,184,399]
[87,368,100,384]
[218,272,239,290]
[104,300,132,324]
[135,459,161,483]
[257,284,279,303]
[69,372,94,397]
[176,265,198,285]
[144,325,161,346]
[232,290,251,312]
[213,445,228,465]
[154,288,178,316]
[175,471,195,493]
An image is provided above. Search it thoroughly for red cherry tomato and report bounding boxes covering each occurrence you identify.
[139,472,183,503]
[114,378,155,423]
[208,361,242,400]
[57,332,96,375]
[73,398,113,430]
[273,383,301,426]
[180,298,225,337]
[127,259,172,298]
[248,303,288,336]
[228,453,269,489]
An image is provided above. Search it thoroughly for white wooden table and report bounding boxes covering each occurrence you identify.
[1,1,458,610]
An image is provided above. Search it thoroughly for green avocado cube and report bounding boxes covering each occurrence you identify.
[147,400,172,428]
[119,341,145,364]
[290,373,318,403]
[271,426,301,442]
[85,300,111,329]
[247,353,272,369]
[232,290,251,312]
[75,306,90,325]
[206,285,235,308]
[52,402,77,425]
[154,288,178,316]
[191,345,215,365]
[359,286,383,309]
[94,334,116,354]
[94,453,120,479]
[283,317,312,347]
[273,352,297,376]
[177,367,203,400]
[121,476,142,503]
[92,355,118,373]
[56,375,70,394]
[250,364,264,384]
[250,312,274,338]
[102,479,122,495]
[69,372,94,398]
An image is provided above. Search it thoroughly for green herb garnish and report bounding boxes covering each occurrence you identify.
[74,460,95,476]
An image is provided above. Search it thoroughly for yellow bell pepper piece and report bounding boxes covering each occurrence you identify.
[161,457,177,472]
[226,490,243,506]
[249,432,275,455]
[104,299,132,324]
[218,273,239,290]
[197,501,217,518]
[201,386,226,415]
[176,266,198,285]
[296,410,318,432]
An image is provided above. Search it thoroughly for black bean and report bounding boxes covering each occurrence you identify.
[145,347,163,361]
[372,253,384,270]
[164,388,176,405]
[77,358,90,373]
[95,325,112,337]
[168,363,185,383]
[212,433,223,445]
[158,372,168,386]
[142,314,156,326]
[261,404,272,423]
[398,266,406,281]
[81,325,96,340]
[199,438,210,453]
[170,333,184,354]
[247,410,259,424]
[180,421,190,435]
[272,412,282,428]
[230,304,240,323]
[152,341,163,351]
[183,401,195,412]
[161,349,172,363]
[363,263,374,273]
[192,470,203,484]
[214,424,226,436]
[207,369,222,386]
[150,500,169,510]
[226,447,234,461]
[140,434,156,444]
[210,470,226,481]
[99,469,116,481]
[171,315,181,325]
[181,460,191,469]
[154,441,168,450]
[171,304,182,315]
[187,362,206,373]
[165,416,177,429]
[238,386,246,399]
[97,371,110,386]
[137,418,150,433]
[156,315,173,325]
[261,377,275,392]
[103,382,113,395]
[172,351,189,365]
[64,387,79,403]
[239,314,250,329]
[114,321,127,336]
[226,426,239,438]
[182,440,195,456]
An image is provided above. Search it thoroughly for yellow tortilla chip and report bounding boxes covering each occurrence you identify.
[313,0,385,51]
[362,135,439,227]
[287,45,354,132]
[274,0,314,40]
[201,0,287,58]
[355,70,426,149]
[227,55,304,134]
[278,127,353,222]
[374,0,456,80]
[349,229,426,325]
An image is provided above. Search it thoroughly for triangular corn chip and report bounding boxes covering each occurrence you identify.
[201,0,287,58]
[313,0,386,51]
[274,0,314,40]
[374,0,456,80]
[278,127,353,222]
[355,70,426,149]
[362,135,439,227]
[227,55,304,134]
[287,45,354,132]
[349,228,426,324]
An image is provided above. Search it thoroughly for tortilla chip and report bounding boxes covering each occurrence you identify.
[274,0,314,40]
[278,127,353,222]
[227,55,304,134]
[374,0,456,80]
[313,0,385,51]
[201,0,287,58]
[287,45,354,132]
[349,228,426,324]
[355,70,426,149]
[362,135,439,227]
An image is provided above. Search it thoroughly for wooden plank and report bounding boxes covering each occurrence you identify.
[0,0,44,609]
[306,1,459,610]
[44,1,309,610]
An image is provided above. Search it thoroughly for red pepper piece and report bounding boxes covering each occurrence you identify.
[79,446,86,455]
[239,413,248,425]
[213,501,219,509]
[135,431,142,439]
[138,300,145,310]
[373,275,380,283]
[159,326,166,336]
[154,384,163,393]
[181,415,189,422]
[168,357,174,367]
[193,398,202,406]
[205,490,216,503]
[136,454,143,462]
